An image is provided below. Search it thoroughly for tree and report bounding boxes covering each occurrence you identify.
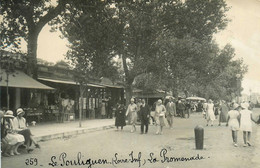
[0,0,68,78]
[58,0,233,104]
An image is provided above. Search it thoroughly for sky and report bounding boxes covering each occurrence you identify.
[20,0,260,94]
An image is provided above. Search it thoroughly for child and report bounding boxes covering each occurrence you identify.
[239,103,257,147]
[226,104,240,147]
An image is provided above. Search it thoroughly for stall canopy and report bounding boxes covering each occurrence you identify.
[0,70,54,89]
[38,77,106,88]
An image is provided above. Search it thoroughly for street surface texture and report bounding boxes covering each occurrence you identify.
[2,108,260,168]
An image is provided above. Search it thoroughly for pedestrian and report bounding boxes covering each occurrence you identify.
[178,100,186,118]
[1,110,25,156]
[125,98,138,133]
[101,100,106,119]
[166,97,176,129]
[214,101,220,119]
[239,103,257,147]
[140,99,150,134]
[197,101,203,113]
[219,100,229,126]
[202,101,207,118]
[185,101,191,118]
[136,99,142,122]
[12,108,40,153]
[226,104,240,147]
[115,101,126,131]
[206,99,215,126]
[155,99,166,135]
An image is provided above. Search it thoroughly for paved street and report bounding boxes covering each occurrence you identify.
[2,109,260,168]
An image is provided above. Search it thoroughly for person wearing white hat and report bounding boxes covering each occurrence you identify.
[206,99,215,126]
[226,104,240,147]
[1,110,25,156]
[125,98,138,133]
[13,108,40,152]
[155,99,166,135]
[239,103,257,147]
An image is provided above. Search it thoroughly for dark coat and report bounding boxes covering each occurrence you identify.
[140,104,150,124]
[115,104,126,127]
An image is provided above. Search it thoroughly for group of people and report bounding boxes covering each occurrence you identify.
[203,99,257,147]
[1,108,40,157]
[114,97,177,135]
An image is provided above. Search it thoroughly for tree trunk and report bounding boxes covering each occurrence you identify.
[125,84,133,107]
[27,30,40,79]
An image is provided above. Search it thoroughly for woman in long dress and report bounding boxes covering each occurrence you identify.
[226,104,240,147]
[239,103,257,147]
[115,102,126,131]
[206,99,215,126]
[155,99,166,135]
[219,100,229,126]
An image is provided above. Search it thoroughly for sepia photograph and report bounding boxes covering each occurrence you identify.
[0,0,260,167]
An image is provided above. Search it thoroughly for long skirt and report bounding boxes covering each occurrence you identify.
[219,111,228,123]
[115,113,126,127]
[18,129,32,146]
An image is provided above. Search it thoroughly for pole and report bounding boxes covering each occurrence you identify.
[6,71,9,109]
[79,84,84,128]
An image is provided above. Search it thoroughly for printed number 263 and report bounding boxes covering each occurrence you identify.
[25,158,38,166]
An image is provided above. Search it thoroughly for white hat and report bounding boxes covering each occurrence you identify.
[233,103,239,110]
[240,103,248,109]
[17,108,25,115]
[130,98,135,102]
[4,110,14,118]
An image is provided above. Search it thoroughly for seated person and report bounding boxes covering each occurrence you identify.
[1,110,25,156]
[12,108,40,153]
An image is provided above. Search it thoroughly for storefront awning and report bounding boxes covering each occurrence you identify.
[38,77,106,88]
[0,70,54,90]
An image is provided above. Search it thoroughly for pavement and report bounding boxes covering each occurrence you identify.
[29,119,115,142]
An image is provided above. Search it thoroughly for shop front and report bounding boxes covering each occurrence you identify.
[0,69,54,123]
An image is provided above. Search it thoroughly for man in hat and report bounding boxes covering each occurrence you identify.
[139,99,150,134]
[166,97,176,129]
[126,98,138,132]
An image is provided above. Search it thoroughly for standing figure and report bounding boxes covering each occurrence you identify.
[178,100,186,118]
[115,101,126,131]
[206,99,215,126]
[12,108,40,153]
[219,100,229,126]
[197,101,203,113]
[185,101,191,118]
[136,99,142,122]
[125,98,138,133]
[155,99,166,135]
[140,99,150,134]
[166,97,176,129]
[214,101,220,119]
[101,100,106,119]
[226,104,240,147]
[239,103,257,147]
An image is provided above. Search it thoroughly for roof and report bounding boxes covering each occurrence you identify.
[0,69,54,90]
[38,77,106,88]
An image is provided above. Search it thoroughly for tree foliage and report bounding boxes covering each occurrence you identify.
[0,0,68,77]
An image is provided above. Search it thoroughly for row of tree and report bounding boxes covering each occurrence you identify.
[1,0,248,104]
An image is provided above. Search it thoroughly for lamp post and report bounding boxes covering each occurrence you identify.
[236,74,241,103]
